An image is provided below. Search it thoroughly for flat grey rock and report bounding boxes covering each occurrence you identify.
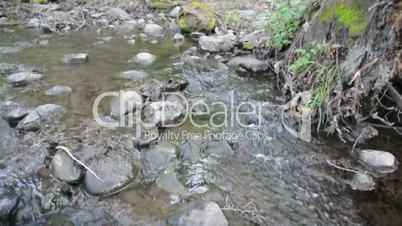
[61,53,88,65]
[6,72,43,87]
[45,85,73,97]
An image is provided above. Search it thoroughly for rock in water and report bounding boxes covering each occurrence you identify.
[107,8,131,21]
[0,187,19,223]
[156,174,188,196]
[45,85,73,96]
[131,52,156,66]
[168,201,228,226]
[6,106,32,125]
[85,148,138,196]
[110,90,143,119]
[0,46,22,54]
[17,104,66,131]
[358,150,398,174]
[199,33,237,52]
[173,33,185,44]
[228,55,270,73]
[347,173,376,191]
[0,101,22,118]
[60,53,88,65]
[141,141,178,181]
[144,23,164,37]
[142,101,184,127]
[0,118,19,154]
[118,70,149,80]
[50,150,82,183]
[178,2,216,33]
[6,72,43,87]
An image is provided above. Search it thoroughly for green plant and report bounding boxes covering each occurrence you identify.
[289,42,329,74]
[261,0,309,48]
[224,11,241,24]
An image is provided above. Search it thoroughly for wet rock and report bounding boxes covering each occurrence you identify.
[0,63,18,75]
[358,150,398,174]
[15,41,34,48]
[61,53,88,65]
[110,90,142,119]
[17,104,66,131]
[128,39,136,45]
[199,33,237,52]
[141,141,178,181]
[142,101,184,127]
[178,2,216,33]
[228,55,270,73]
[347,173,376,191]
[0,187,19,222]
[0,46,22,54]
[168,201,228,226]
[204,140,233,157]
[131,52,156,66]
[168,6,182,17]
[27,18,40,28]
[50,150,82,183]
[133,126,159,148]
[157,174,188,196]
[190,97,208,116]
[180,140,202,162]
[144,23,164,37]
[173,33,185,44]
[118,70,148,80]
[6,72,43,87]
[162,79,189,92]
[189,32,206,41]
[85,148,138,196]
[6,106,32,125]
[141,84,162,102]
[0,101,22,118]
[107,8,131,21]
[45,85,73,97]
[0,118,19,153]
[40,184,71,211]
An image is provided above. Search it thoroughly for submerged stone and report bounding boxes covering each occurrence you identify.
[61,53,88,65]
[168,201,228,226]
[45,85,73,96]
[347,172,375,191]
[6,72,43,87]
[118,70,148,80]
[0,46,22,54]
[131,52,156,66]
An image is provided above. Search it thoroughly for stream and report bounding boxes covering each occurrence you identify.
[1,26,402,226]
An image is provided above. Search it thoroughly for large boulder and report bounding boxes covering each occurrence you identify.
[168,201,228,226]
[84,147,138,196]
[199,33,237,52]
[16,104,66,131]
[178,2,216,33]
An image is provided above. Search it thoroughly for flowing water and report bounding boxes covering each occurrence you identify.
[1,26,402,226]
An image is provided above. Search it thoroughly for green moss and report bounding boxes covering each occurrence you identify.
[242,41,254,50]
[224,11,241,24]
[319,0,368,37]
[31,0,48,3]
[178,1,215,33]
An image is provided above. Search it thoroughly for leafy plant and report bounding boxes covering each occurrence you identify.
[224,11,241,24]
[260,0,309,48]
[289,42,329,75]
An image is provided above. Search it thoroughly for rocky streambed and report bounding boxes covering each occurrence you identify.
[0,2,402,226]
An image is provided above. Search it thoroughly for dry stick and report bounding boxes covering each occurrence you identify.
[326,160,361,174]
[56,146,103,182]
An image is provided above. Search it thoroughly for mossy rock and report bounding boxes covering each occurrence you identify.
[31,0,48,3]
[177,1,216,33]
[148,1,179,9]
[319,0,369,37]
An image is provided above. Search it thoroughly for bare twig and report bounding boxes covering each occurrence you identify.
[56,146,103,181]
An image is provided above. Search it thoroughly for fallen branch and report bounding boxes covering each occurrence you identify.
[387,83,402,111]
[56,146,103,182]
